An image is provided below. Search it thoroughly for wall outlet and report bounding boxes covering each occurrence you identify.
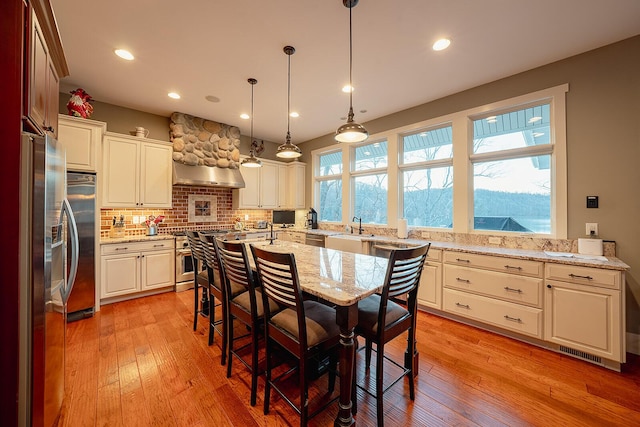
[585,223,598,236]
[488,236,502,245]
[132,216,140,224]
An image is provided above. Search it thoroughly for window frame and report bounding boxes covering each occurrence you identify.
[311,84,568,238]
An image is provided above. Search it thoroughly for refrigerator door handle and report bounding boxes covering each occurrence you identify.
[62,198,79,304]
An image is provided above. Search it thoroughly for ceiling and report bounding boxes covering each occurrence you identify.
[51,0,640,144]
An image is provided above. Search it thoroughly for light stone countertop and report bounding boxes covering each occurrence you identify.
[100,234,175,245]
[246,240,389,306]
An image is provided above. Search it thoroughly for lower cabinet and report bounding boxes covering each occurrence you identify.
[417,249,442,309]
[101,239,175,301]
[544,264,623,363]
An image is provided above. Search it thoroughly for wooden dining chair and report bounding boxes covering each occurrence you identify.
[250,245,340,427]
[199,233,228,363]
[216,239,279,406]
[186,231,209,331]
[355,243,430,427]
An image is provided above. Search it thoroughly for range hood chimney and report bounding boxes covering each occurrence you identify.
[172,161,245,188]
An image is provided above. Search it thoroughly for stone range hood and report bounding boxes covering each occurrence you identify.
[170,112,246,188]
[172,161,245,188]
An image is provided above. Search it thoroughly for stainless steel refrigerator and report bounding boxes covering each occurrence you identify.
[19,133,79,427]
[66,172,96,320]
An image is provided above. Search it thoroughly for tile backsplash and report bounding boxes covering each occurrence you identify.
[100,185,271,237]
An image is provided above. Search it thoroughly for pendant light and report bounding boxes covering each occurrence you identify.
[276,45,302,159]
[335,0,368,143]
[241,78,262,168]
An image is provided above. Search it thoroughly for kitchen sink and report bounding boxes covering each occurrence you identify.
[325,234,371,254]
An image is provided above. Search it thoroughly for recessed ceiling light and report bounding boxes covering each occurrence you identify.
[240,113,250,120]
[290,112,299,118]
[432,38,451,51]
[168,92,181,99]
[342,85,353,93]
[205,95,220,103]
[114,49,134,60]
[528,116,542,123]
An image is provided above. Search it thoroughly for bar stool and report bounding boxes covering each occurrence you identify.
[199,233,227,363]
[186,231,209,331]
[355,243,430,427]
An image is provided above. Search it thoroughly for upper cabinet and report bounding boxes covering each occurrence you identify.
[57,115,106,172]
[102,133,172,208]
[233,160,306,210]
[23,4,69,138]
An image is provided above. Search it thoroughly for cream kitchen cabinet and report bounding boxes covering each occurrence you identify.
[101,239,175,301]
[102,132,172,208]
[233,161,279,209]
[544,263,624,365]
[417,248,442,310]
[277,165,288,208]
[286,163,306,209]
[57,115,106,172]
[442,251,544,338]
[24,6,67,138]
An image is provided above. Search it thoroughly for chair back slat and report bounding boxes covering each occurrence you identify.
[199,234,223,289]
[186,231,207,267]
[216,240,255,294]
[250,249,298,310]
[379,244,430,323]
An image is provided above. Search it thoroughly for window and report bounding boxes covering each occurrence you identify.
[471,103,553,233]
[400,126,453,228]
[352,141,388,224]
[311,85,567,237]
[315,151,342,222]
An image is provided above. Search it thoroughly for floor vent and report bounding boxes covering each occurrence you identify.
[559,345,602,364]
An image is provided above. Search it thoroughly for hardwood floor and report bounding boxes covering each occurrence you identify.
[59,290,640,426]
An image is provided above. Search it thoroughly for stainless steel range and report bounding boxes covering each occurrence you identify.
[174,230,247,292]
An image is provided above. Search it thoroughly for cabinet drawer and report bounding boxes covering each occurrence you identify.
[101,239,174,255]
[545,263,621,289]
[426,248,442,262]
[444,251,543,277]
[444,265,542,307]
[443,288,542,338]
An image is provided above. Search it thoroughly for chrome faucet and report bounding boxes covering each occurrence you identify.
[352,216,363,235]
[267,222,275,245]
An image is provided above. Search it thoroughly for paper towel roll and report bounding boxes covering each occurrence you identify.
[578,238,603,256]
[397,218,408,239]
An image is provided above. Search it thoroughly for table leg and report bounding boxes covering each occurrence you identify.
[335,304,358,427]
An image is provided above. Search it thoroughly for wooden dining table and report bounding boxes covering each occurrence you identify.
[244,239,389,427]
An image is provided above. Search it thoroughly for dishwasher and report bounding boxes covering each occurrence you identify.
[304,234,325,247]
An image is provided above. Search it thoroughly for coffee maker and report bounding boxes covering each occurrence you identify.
[306,208,318,229]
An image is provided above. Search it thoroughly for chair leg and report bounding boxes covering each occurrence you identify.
[226,316,234,378]
[250,319,259,406]
[365,338,373,371]
[220,297,227,366]
[208,292,215,346]
[407,326,416,400]
[376,342,385,427]
[193,284,199,331]
[263,338,272,415]
[299,358,308,427]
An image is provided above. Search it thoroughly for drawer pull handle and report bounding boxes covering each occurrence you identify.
[455,302,470,309]
[504,265,522,270]
[153,244,165,247]
[569,273,593,280]
[504,315,522,323]
[456,277,470,283]
[455,258,470,263]
[504,286,523,293]
[115,247,129,251]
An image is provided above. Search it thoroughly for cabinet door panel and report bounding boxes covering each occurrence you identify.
[417,262,441,309]
[46,60,59,137]
[102,137,139,207]
[101,254,139,297]
[545,280,621,360]
[239,166,260,208]
[260,163,278,208]
[30,13,48,131]
[142,251,174,290]
[140,143,172,207]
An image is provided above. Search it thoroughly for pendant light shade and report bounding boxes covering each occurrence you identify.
[241,78,262,168]
[276,46,302,159]
[335,0,368,143]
